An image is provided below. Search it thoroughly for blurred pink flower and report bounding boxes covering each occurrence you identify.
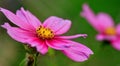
[81,4,120,50]
[1,7,93,62]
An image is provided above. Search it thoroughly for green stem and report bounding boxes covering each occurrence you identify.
[19,45,39,66]
[27,53,39,66]
[33,53,39,66]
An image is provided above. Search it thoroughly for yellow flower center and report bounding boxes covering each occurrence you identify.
[105,27,116,36]
[36,26,54,39]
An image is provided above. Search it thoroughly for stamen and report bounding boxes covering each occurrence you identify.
[36,26,54,39]
[105,27,116,36]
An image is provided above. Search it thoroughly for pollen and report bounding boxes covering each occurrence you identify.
[105,27,116,36]
[36,26,54,39]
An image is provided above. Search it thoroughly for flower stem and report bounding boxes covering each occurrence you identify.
[26,53,39,66]
[33,53,39,66]
[19,45,39,66]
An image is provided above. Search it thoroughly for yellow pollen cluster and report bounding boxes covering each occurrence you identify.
[105,27,116,36]
[36,26,54,39]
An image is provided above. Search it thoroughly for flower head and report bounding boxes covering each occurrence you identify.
[81,3,120,50]
[1,7,93,62]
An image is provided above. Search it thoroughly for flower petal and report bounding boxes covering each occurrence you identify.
[97,13,114,29]
[55,34,87,39]
[46,39,71,50]
[96,34,117,41]
[116,24,120,35]
[1,23,36,43]
[16,10,28,23]
[111,39,120,50]
[2,23,48,54]
[96,34,106,41]
[27,38,48,54]
[16,7,41,29]
[0,8,34,31]
[81,4,99,31]
[62,40,93,62]
[81,4,114,32]
[43,16,71,35]
[46,39,93,62]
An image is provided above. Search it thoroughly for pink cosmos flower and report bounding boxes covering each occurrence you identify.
[1,7,93,62]
[81,4,120,50]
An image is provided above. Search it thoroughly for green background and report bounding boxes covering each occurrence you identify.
[0,0,120,66]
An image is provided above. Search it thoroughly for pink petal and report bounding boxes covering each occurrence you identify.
[81,4,95,18]
[0,8,34,31]
[1,23,36,43]
[81,4,99,31]
[96,34,117,41]
[46,39,71,50]
[46,39,93,61]
[2,23,48,54]
[62,40,93,62]
[16,10,28,23]
[81,4,114,32]
[96,34,106,41]
[97,13,114,29]
[55,34,87,39]
[116,24,120,35]
[111,39,120,50]
[43,16,71,35]
[16,7,41,29]
[27,38,48,54]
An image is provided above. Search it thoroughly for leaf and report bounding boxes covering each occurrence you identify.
[19,58,27,66]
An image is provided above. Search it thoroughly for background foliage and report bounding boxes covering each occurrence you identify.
[0,0,120,66]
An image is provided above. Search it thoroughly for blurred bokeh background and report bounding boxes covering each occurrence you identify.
[0,0,120,66]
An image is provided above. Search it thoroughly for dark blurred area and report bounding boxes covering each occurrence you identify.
[0,0,120,66]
